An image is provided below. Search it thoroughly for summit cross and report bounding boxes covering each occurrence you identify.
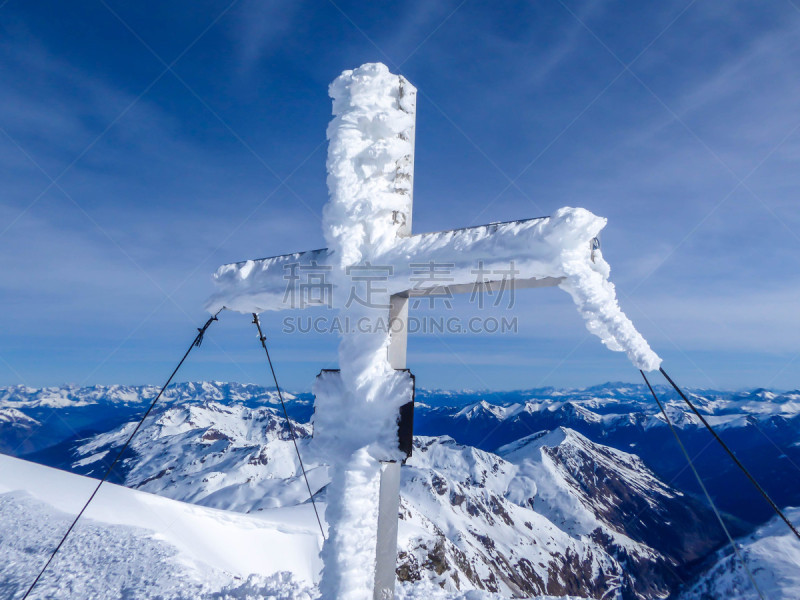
[208,63,660,600]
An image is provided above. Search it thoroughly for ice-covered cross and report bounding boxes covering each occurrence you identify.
[207,63,660,600]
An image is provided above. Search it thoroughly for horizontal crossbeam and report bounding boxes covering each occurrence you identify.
[208,217,566,314]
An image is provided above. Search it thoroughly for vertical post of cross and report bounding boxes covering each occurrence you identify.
[372,294,408,600]
[372,75,416,600]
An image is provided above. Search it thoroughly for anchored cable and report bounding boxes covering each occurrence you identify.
[641,370,764,600]
[251,313,326,540]
[21,310,223,600]
[660,366,800,542]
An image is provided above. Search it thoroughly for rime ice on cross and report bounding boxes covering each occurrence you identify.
[208,63,660,600]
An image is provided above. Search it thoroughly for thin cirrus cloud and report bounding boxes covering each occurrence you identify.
[232,0,302,75]
[0,1,798,390]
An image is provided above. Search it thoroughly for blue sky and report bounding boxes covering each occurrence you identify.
[1,0,799,391]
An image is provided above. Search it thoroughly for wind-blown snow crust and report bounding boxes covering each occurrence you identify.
[0,454,322,596]
[316,63,419,600]
[207,63,660,374]
[323,62,415,267]
[207,207,660,371]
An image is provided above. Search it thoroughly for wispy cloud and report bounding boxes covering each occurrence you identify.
[2,1,799,389]
[230,0,303,74]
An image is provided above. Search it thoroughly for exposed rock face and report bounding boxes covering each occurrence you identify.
[414,385,800,527]
[62,409,726,598]
[516,428,730,563]
[4,383,757,599]
[397,432,727,599]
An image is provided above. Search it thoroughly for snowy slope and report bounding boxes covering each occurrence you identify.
[0,453,322,599]
[679,507,800,600]
[397,431,726,599]
[499,427,721,564]
[60,406,667,597]
[397,436,623,598]
[0,382,311,456]
[0,454,596,600]
[67,400,327,513]
[0,408,39,455]
[3,382,798,598]
[9,412,728,598]
[414,386,800,525]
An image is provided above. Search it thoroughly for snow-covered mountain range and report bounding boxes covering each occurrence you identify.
[679,507,800,599]
[415,385,800,525]
[1,381,798,599]
[398,430,724,598]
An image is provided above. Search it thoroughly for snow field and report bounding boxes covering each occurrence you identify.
[0,454,323,585]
